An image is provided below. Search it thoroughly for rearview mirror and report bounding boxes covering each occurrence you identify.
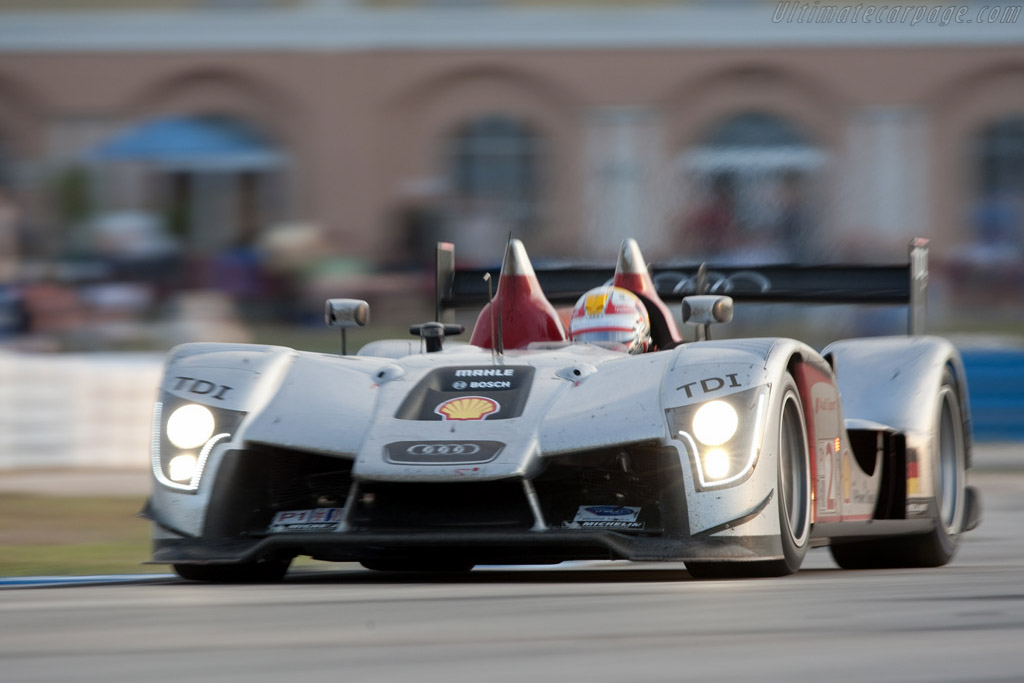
[325,299,370,329]
[682,295,734,325]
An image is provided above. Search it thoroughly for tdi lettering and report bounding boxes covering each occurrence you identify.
[173,376,233,400]
[677,374,741,398]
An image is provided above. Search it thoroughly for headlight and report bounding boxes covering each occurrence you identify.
[702,448,731,480]
[166,404,215,449]
[167,454,199,483]
[692,401,738,446]
[668,385,769,490]
[152,399,245,493]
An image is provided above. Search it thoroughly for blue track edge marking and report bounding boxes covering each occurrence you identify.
[0,574,175,588]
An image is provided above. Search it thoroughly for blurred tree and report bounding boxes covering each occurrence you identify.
[53,165,93,226]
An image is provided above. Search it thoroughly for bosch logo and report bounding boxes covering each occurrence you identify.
[452,381,468,390]
[406,443,482,456]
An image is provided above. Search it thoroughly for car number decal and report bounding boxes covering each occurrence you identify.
[816,439,839,514]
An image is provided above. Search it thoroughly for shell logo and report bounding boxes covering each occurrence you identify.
[435,396,499,421]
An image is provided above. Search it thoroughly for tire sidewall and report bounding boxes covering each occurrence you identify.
[777,374,811,572]
[931,370,967,557]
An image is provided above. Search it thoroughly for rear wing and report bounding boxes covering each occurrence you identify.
[437,238,930,335]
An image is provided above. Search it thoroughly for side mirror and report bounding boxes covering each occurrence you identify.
[682,295,734,325]
[682,295,733,341]
[325,299,370,329]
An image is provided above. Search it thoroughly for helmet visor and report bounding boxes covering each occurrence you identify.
[572,328,636,344]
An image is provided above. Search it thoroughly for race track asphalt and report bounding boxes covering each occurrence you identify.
[2,446,1023,682]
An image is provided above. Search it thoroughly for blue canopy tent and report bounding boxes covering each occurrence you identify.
[82,116,287,257]
[85,116,283,171]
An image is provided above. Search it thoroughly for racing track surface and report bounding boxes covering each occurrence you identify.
[3,467,1024,683]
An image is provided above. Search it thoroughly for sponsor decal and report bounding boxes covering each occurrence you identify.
[395,366,533,421]
[815,396,838,413]
[445,367,523,393]
[385,440,503,465]
[173,376,232,401]
[906,501,930,518]
[268,508,343,532]
[562,505,644,530]
[580,506,639,518]
[452,380,512,390]
[435,396,499,421]
[677,374,742,398]
[453,368,515,378]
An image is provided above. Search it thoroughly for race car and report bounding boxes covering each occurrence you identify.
[143,237,981,581]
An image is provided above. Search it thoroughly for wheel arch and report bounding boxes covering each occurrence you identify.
[823,336,973,508]
[823,336,971,462]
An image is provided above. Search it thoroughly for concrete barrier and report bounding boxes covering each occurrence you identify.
[0,351,162,470]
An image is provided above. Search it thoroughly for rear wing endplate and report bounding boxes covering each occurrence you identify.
[436,238,930,335]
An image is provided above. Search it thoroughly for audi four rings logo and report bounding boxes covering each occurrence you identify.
[385,440,504,464]
[648,270,773,294]
[406,443,481,456]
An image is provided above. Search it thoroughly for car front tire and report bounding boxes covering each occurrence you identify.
[687,373,811,579]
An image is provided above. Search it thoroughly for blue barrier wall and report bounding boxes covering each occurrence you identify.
[961,348,1024,442]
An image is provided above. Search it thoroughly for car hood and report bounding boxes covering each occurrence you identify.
[164,339,781,483]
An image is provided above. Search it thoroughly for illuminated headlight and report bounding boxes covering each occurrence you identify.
[702,448,731,480]
[152,399,246,493]
[692,401,738,446]
[668,385,769,490]
[167,454,199,483]
[166,404,215,449]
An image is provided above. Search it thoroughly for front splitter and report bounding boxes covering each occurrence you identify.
[152,529,784,566]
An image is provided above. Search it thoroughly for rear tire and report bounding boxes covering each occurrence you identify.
[687,373,810,579]
[173,557,292,583]
[830,368,966,569]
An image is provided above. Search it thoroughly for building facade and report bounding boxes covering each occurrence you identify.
[0,0,1022,267]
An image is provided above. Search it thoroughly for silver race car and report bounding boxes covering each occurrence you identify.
[144,238,980,581]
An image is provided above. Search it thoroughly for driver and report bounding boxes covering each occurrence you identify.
[568,286,651,355]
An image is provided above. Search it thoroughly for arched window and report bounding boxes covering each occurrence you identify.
[680,111,825,261]
[704,111,808,148]
[977,116,1024,195]
[447,115,543,235]
[969,115,1024,249]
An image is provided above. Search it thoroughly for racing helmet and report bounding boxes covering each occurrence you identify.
[568,286,651,354]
